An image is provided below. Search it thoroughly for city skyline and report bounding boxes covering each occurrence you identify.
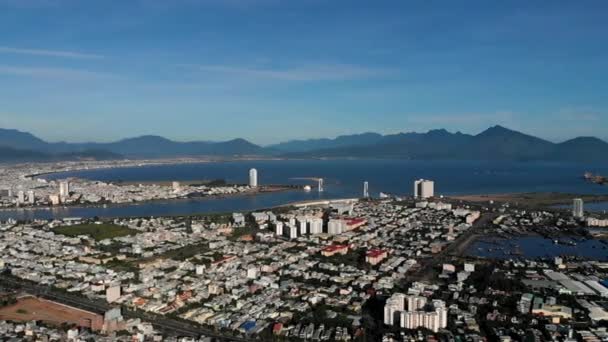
[1,1,607,144]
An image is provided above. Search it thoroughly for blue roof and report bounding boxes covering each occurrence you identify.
[241,321,256,331]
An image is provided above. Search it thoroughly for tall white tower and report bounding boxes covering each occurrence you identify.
[59,181,70,198]
[363,181,369,198]
[318,178,324,192]
[249,168,258,187]
[573,198,584,218]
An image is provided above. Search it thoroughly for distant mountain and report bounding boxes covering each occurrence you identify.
[0,128,268,160]
[0,125,606,162]
[0,146,122,162]
[93,136,266,157]
[0,145,49,162]
[0,128,49,151]
[269,132,384,153]
[554,137,608,162]
[284,125,608,162]
[467,125,554,160]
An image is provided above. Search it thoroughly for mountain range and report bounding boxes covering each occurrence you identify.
[0,126,606,162]
[272,126,608,162]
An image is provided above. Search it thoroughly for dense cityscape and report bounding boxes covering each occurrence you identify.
[0,160,605,341]
[3,1,608,341]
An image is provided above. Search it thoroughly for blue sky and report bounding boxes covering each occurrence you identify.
[1,0,607,145]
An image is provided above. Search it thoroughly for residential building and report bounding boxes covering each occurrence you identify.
[573,198,584,218]
[414,179,434,198]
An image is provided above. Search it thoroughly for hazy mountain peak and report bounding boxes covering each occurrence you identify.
[562,136,606,144]
[427,128,451,135]
[478,125,515,135]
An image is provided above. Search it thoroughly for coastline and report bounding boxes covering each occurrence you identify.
[0,185,301,214]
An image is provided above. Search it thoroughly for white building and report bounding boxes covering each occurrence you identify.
[384,293,406,325]
[106,285,121,303]
[297,217,308,235]
[172,181,181,192]
[196,265,206,275]
[246,267,259,280]
[328,219,345,235]
[363,181,369,198]
[232,213,245,227]
[59,181,70,198]
[587,217,608,227]
[27,190,35,204]
[275,222,284,236]
[17,190,25,204]
[573,198,584,218]
[388,295,447,332]
[49,194,61,205]
[249,168,258,187]
[288,224,298,239]
[414,179,434,199]
[309,218,323,235]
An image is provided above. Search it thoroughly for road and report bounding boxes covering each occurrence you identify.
[408,212,498,281]
[0,275,256,341]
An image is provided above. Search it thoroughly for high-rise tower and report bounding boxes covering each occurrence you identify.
[249,168,258,187]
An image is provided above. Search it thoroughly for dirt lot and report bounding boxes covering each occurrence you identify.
[0,296,103,330]
[450,192,608,207]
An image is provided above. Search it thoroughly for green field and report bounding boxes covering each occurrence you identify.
[53,223,138,241]
[157,243,210,261]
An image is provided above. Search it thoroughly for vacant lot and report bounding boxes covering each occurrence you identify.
[54,223,138,241]
[450,192,608,207]
[0,296,103,330]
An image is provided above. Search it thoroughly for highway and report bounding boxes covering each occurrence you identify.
[0,275,256,341]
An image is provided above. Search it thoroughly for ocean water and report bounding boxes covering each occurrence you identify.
[2,159,608,220]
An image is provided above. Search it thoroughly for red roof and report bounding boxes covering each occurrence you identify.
[366,249,387,258]
[322,244,349,252]
[345,218,366,225]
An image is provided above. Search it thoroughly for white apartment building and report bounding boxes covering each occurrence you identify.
[384,293,448,332]
[414,179,434,199]
[275,222,284,236]
[328,219,346,235]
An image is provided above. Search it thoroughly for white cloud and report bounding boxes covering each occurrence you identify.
[0,46,104,59]
[0,65,118,80]
[180,63,392,81]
